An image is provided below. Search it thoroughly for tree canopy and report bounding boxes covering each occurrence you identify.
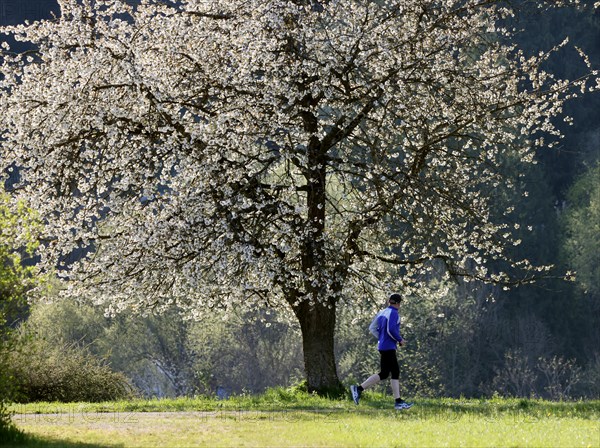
[0,0,597,392]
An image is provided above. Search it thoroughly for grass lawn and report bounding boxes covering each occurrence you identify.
[3,392,599,447]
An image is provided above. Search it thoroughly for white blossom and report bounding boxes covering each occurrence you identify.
[0,0,595,321]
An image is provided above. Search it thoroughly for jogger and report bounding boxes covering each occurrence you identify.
[350,293,413,410]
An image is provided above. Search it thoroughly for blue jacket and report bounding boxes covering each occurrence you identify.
[369,306,404,351]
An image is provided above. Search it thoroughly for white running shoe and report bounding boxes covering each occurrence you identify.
[394,400,413,410]
[350,385,361,405]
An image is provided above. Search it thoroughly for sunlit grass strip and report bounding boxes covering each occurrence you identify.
[9,390,600,418]
[9,405,600,448]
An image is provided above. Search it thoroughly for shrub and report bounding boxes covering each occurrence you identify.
[537,356,582,400]
[9,335,135,403]
[491,349,538,398]
[0,335,18,437]
[0,186,44,431]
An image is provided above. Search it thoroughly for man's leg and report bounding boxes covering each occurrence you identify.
[361,374,380,390]
[351,349,391,405]
[390,351,401,400]
[363,349,394,392]
[391,379,400,400]
[351,374,379,404]
[387,351,413,410]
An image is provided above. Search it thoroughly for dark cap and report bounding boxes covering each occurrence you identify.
[389,293,402,304]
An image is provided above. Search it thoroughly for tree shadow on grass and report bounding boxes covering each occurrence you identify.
[1,429,124,448]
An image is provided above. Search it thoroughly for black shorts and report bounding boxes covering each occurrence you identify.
[378,349,399,380]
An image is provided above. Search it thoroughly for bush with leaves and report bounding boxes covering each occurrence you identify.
[575,354,600,399]
[188,309,304,395]
[23,297,305,397]
[8,330,134,403]
[0,189,43,434]
[22,299,189,398]
[0,332,19,439]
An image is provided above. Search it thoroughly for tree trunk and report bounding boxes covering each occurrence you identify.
[293,298,342,395]
[292,87,341,395]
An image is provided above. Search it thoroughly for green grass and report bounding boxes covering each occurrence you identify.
[3,391,600,447]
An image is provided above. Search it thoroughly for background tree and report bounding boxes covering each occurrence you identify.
[561,163,600,300]
[0,188,42,435]
[0,0,597,393]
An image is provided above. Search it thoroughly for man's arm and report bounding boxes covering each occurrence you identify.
[386,309,404,345]
[368,312,380,338]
